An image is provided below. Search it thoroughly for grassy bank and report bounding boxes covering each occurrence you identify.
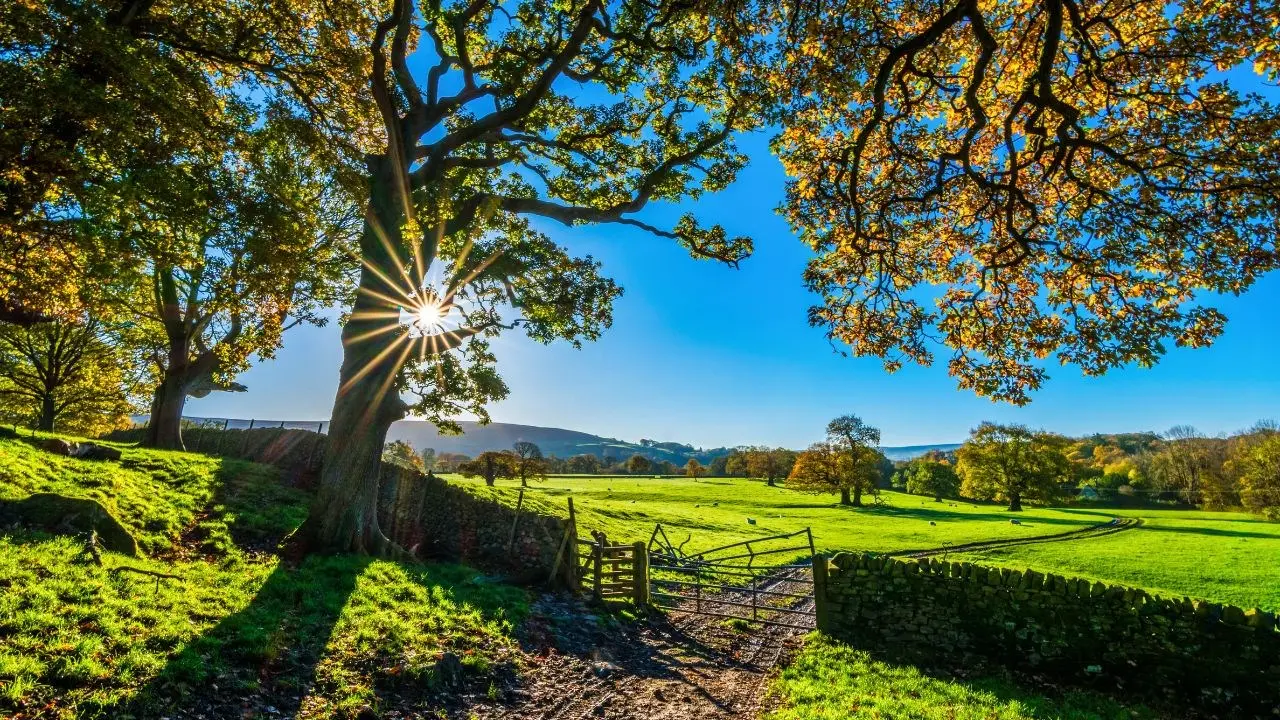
[0,435,526,719]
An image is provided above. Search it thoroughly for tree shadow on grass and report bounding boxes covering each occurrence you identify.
[110,555,370,720]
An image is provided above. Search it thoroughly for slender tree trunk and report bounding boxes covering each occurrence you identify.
[1008,491,1023,512]
[300,157,412,557]
[37,392,56,432]
[840,488,851,505]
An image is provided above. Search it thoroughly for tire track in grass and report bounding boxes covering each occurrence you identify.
[890,517,1142,559]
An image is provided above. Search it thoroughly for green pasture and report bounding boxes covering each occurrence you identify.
[448,473,1280,610]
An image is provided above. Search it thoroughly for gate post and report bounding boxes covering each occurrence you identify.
[812,553,831,633]
[632,541,649,606]
[592,542,603,600]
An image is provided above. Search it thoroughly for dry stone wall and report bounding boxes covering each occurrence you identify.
[378,466,573,583]
[819,551,1280,715]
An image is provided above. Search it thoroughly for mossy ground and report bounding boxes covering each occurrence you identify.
[0,434,526,719]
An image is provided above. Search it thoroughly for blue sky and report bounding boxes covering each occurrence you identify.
[186,127,1280,449]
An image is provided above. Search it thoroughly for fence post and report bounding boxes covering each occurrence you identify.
[566,498,579,591]
[506,488,525,553]
[632,540,649,606]
[751,575,758,621]
[812,553,830,633]
[592,542,603,600]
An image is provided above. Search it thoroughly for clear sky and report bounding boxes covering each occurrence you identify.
[186,126,1280,450]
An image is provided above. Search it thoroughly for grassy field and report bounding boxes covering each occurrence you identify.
[447,473,1280,610]
[0,435,526,719]
[953,509,1280,610]
[765,635,1159,720]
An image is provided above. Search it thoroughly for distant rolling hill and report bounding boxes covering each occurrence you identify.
[166,416,959,464]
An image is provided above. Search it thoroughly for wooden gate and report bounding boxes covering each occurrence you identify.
[646,526,822,629]
[574,530,650,604]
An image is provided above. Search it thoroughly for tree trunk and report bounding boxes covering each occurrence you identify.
[300,157,412,557]
[37,392,56,432]
[146,373,188,449]
[766,477,776,487]
[852,486,863,507]
[839,488,851,505]
[1008,491,1023,512]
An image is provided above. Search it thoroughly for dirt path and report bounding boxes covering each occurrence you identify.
[891,517,1142,559]
[467,570,815,719]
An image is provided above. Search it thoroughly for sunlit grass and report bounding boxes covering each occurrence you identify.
[0,435,526,719]
[765,634,1158,720]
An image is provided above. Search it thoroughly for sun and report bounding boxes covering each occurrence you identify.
[415,301,444,328]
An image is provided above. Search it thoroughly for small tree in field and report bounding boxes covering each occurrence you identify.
[825,415,882,506]
[512,441,548,487]
[685,458,707,480]
[788,441,860,505]
[458,451,517,487]
[956,424,1070,511]
[626,454,652,475]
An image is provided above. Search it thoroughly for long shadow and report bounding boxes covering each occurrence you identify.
[111,555,371,719]
[1123,523,1279,540]
[840,503,1118,527]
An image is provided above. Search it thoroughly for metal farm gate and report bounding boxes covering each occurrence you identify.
[645,525,821,629]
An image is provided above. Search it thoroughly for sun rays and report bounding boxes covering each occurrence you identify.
[337,213,506,427]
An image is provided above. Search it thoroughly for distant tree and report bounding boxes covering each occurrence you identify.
[825,415,883,506]
[655,460,678,476]
[435,452,471,473]
[0,318,138,435]
[1230,433,1280,519]
[788,441,870,505]
[382,440,424,472]
[626,454,652,475]
[459,451,517,487]
[419,448,436,472]
[901,460,961,502]
[745,447,798,487]
[709,455,729,477]
[567,454,601,475]
[724,449,749,477]
[1149,426,1233,507]
[512,441,548,487]
[684,458,707,480]
[956,424,1070,511]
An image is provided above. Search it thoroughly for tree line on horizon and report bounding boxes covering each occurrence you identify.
[4,0,1279,554]
[382,414,1280,519]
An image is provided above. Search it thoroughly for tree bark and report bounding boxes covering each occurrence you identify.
[300,157,412,557]
[840,488,851,505]
[766,477,776,487]
[852,486,863,507]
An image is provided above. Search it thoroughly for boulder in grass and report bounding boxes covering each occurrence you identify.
[0,492,138,556]
[39,438,75,456]
[71,443,123,462]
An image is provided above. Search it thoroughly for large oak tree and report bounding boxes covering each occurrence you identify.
[301,0,771,554]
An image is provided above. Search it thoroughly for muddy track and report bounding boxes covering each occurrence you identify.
[469,567,816,719]
[891,517,1142,559]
